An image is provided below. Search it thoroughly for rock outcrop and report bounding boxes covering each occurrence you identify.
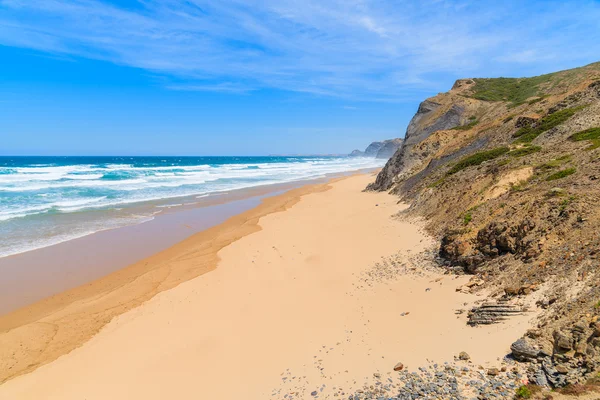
[368,93,489,190]
[367,61,600,388]
[349,138,404,159]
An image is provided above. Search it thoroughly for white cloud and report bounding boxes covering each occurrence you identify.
[0,0,599,100]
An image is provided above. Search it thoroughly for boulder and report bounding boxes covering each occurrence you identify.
[510,338,539,361]
[458,351,470,361]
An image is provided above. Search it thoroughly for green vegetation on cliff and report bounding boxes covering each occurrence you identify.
[514,106,585,143]
[452,119,479,131]
[447,147,509,175]
[508,145,542,157]
[469,75,554,106]
[546,167,577,181]
[570,127,600,149]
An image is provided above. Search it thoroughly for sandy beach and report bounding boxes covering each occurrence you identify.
[0,173,537,399]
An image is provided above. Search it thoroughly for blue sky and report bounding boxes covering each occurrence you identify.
[1,0,600,156]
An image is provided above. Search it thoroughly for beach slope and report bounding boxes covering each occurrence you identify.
[0,174,535,399]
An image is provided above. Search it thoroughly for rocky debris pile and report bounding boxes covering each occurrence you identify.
[344,361,526,400]
[510,318,600,388]
[358,248,441,287]
[467,300,524,326]
[440,217,541,273]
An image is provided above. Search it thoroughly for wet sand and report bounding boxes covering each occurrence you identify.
[0,174,357,315]
[0,173,537,399]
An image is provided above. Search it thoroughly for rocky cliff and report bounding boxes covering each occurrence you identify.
[375,138,403,159]
[350,138,404,159]
[369,61,600,389]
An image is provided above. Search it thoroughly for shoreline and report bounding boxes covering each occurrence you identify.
[0,173,346,385]
[0,169,376,315]
[0,173,538,399]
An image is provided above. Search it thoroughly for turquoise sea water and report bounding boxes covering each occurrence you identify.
[0,156,385,257]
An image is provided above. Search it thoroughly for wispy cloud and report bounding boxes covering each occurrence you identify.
[1,0,599,100]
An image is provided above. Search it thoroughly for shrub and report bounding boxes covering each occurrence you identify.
[570,127,600,141]
[570,127,600,150]
[463,212,472,225]
[546,167,576,181]
[515,385,531,399]
[508,145,542,157]
[448,147,510,175]
[515,384,542,398]
[536,155,571,171]
[514,106,586,143]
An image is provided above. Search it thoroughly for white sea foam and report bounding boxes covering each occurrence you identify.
[0,157,385,257]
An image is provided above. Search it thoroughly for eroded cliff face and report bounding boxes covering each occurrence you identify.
[369,62,600,388]
[368,84,500,190]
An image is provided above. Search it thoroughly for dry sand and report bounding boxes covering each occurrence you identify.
[0,174,536,399]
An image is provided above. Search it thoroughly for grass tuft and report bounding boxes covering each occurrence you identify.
[448,147,509,175]
[508,145,542,157]
[546,167,576,181]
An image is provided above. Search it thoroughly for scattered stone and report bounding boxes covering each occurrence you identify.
[345,361,524,400]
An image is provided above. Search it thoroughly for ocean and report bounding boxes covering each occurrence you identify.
[0,155,385,258]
